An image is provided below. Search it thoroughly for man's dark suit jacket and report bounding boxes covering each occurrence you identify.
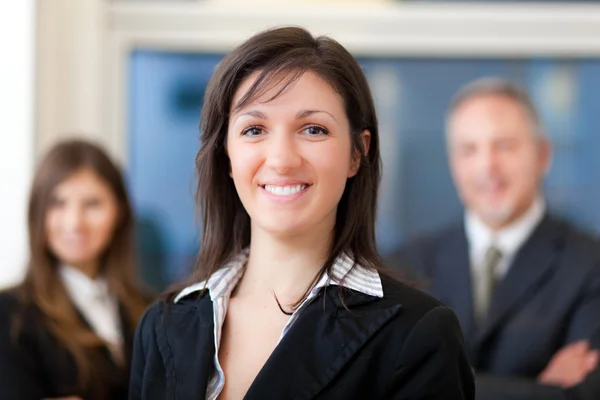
[389,214,600,400]
[129,275,475,399]
[0,290,135,400]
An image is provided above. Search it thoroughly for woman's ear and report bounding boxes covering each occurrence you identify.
[362,129,371,155]
[347,130,371,178]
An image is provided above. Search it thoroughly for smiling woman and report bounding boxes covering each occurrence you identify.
[227,71,366,241]
[130,26,475,400]
[0,140,151,400]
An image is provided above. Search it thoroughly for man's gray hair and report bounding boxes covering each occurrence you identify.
[447,77,546,139]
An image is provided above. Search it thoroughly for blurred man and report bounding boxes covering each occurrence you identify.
[390,78,600,399]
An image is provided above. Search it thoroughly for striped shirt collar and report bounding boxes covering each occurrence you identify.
[174,248,383,303]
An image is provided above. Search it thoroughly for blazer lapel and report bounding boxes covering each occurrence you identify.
[118,303,135,369]
[157,293,215,400]
[434,225,476,346]
[72,304,123,369]
[473,215,564,350]
[244,287,401,400]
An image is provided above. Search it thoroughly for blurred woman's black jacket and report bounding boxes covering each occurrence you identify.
[0,291,135,400]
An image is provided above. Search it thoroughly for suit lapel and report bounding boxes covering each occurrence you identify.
[157,293,215,400]
[72,304,122,369]
[473,215,564,349]
[244,287,401,400]
[118,303,135,369]
[434,225,476,345]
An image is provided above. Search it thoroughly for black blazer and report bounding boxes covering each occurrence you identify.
[389,214,600,400]
[0,290,135,400]
[129,275,475,399]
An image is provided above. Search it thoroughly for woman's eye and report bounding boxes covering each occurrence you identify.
[84,199,101,208]
[49,197,65,208]
[241,126,263,136]
[302,125,329,136]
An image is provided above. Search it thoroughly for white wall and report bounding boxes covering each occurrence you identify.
[0,1,35,288]
[37,0,105,156]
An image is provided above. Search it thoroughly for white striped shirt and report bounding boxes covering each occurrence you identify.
[173,249,384,400]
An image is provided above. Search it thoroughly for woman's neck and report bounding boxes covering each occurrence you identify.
[66,260,101,280]
[235,225,332,306]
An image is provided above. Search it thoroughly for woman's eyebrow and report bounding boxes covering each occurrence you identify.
[232,110,267,124]
[296,109,337,122]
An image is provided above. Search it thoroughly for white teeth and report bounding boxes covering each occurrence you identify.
[264,184,307,196]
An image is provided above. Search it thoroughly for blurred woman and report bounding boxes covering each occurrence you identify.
[0,139,151,400]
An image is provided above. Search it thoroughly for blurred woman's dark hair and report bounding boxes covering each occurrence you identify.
[14,139,148,388]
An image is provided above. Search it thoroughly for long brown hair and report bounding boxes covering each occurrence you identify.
[171,26,383,302]
[15,139,148,387]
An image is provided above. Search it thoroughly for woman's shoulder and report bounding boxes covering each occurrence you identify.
[0,291,19,333]
[380,274,442,309]
[0,288,43,342]
[378,274,461,336]
[0,289,20,309]
[375,277,474,399]
[0,288,29,320]
[136,289,209,330]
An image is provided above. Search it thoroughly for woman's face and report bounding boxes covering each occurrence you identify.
[45,168,120,276]
[227,71,365,240]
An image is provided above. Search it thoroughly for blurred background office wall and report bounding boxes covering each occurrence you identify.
[10,0,600,290]
[36,0,105,154]
[0,0,35,288]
